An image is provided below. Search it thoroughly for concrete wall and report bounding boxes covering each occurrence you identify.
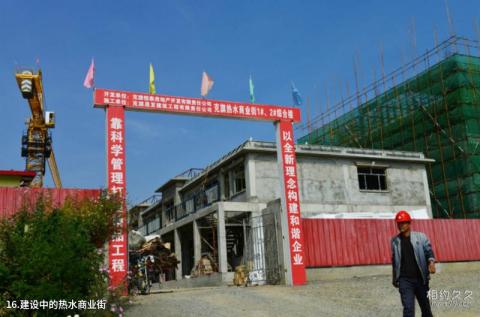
[251,153,432,216]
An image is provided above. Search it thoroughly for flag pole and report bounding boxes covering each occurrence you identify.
[249,73,255,104]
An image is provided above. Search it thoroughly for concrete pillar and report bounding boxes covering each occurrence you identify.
[174,228,182,280]
[422,168,433,218]
[245,154,257,202]
[216,204,228,273]
[161,203,167,230]
[193,219,201,265]
[227,171,232,198]
[273,198,293,286]
[174,184,182,205]
[342,164,353,213]
[218,170,226,201]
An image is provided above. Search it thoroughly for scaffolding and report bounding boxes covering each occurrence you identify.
[297,36,480,219]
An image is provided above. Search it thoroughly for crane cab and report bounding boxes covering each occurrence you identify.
[45,111,55,128]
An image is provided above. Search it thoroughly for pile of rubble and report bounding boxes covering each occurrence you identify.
[129,231,179,274]
[137,237,180,271]
[190,254,218,277]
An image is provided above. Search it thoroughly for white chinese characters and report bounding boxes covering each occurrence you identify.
[106,108,128,286]
[279,122,305,270]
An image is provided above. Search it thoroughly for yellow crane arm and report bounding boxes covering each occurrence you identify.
[48,148,62,188]
[15,69,62,188]
[15,71,45,125]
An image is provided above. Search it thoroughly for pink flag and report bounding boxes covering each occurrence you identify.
[201,71,214,97]
[83,59,95,89]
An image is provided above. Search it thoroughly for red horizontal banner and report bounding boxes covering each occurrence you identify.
[94,88,301,122]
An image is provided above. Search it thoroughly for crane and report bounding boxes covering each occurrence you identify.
[15,69,62,188]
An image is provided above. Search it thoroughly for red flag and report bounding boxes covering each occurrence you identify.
[83,59,95,89]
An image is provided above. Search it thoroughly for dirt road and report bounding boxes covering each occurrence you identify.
[127,271,479,317]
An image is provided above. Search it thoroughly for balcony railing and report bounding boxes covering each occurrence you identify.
[137,225,147,236]
[175,184,220,221]
[139,216,161,236]
[147,217,161,233]
[140,184,220,234]
[157,184,220,224]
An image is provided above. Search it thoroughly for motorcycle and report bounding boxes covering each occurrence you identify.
[129,255,153,295]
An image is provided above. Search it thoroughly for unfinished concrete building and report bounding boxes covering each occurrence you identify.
[130,140,433,284]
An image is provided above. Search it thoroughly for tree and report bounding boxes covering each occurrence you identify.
[0,192,123,317]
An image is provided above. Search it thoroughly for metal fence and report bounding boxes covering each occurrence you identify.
[0,187,101,218]
[303,218,480,267]
[243,211,281,285]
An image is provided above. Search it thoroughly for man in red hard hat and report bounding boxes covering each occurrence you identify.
[391,210,436,317]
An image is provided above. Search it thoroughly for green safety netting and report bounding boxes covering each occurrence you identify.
[298,54,480,218]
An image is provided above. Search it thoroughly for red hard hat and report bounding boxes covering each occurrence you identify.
[395,210,411,223]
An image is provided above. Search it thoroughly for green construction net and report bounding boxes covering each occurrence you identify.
[298,54,480,218]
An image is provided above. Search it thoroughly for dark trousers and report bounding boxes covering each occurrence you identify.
[398,277,433,317]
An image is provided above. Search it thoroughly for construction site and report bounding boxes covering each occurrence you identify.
[298,36,480,219]
[1,3,480,315]
[122,36,480,291]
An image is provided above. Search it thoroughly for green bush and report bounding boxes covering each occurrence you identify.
[0,192,126,316]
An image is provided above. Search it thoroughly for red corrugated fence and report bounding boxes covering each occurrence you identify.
[0,187,102,218]
[303,218,480,267]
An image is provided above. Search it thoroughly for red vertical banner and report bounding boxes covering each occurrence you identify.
[106,106,128,291]
[276,120,306,285]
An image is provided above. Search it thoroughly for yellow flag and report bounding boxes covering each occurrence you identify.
[149,63,156,94]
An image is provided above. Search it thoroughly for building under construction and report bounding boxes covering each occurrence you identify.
[130,140,432,284]
[298,36,480,219]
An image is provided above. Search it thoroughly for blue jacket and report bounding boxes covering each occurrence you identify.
[391,231,435,285]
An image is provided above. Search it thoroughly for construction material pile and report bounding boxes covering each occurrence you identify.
[190,254,218,277]
[233,265,248,286]
[136,237,179,271]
